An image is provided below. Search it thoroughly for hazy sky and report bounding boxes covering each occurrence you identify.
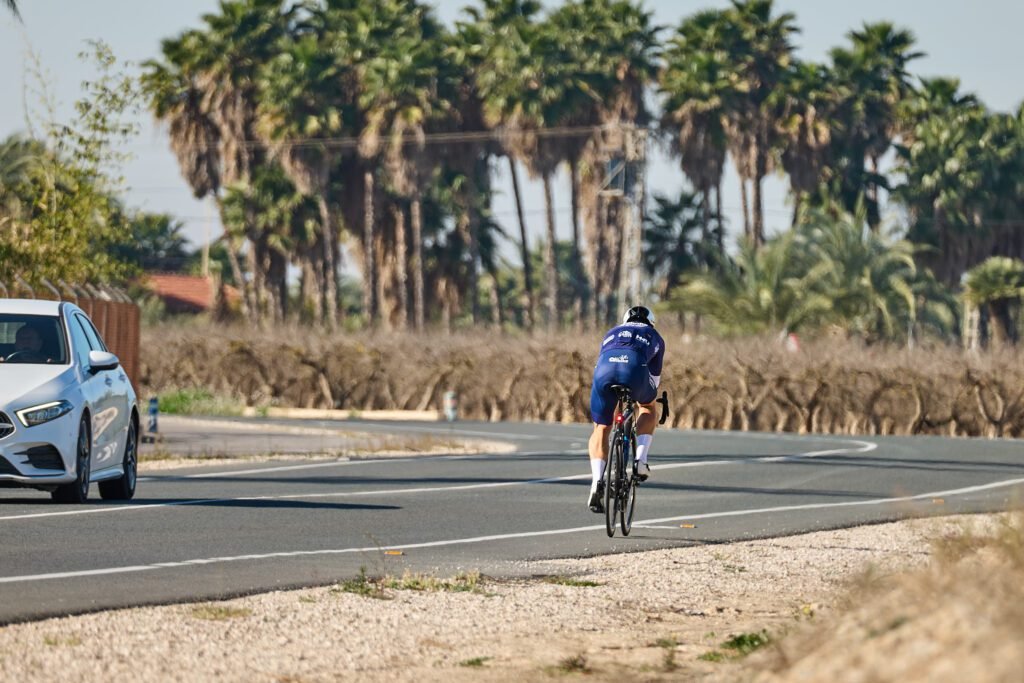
[2,1,1023,257]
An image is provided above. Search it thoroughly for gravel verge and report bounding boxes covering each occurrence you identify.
[0,512,990,682]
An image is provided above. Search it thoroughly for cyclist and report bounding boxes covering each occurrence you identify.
[587,305,665,513]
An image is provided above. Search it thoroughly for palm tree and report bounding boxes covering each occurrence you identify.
[895,90,998,285]
[475,8,573,332]
[143,1,291,325]
[778,61,836,227]
[357,0,452,332]
[255,3,354,329]
[660,9,731,257]
[964,257,1024,349]
[829,22,922,228]
[719,0,799,247]
[642,191,707,299]
[793,210,927,341]
[456,0,543,331]
[549,0,661,327]
[666,232,827,335]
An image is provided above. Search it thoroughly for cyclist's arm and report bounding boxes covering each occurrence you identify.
[649,338,666,387]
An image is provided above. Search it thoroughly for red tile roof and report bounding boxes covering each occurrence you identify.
[144,273,215,313]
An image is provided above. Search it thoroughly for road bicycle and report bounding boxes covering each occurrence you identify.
[602,387,669,537]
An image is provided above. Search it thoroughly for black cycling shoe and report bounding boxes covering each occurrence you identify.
[635,462,650,482]
[588,483,604,513]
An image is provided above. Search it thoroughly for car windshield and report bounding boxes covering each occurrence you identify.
[0,314,69,365]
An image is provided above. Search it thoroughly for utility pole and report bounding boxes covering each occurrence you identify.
[597,122,648,322]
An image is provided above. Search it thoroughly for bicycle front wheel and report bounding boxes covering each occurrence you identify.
[604,437,620,537]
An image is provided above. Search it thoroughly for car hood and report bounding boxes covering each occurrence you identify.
[0,365,76,410]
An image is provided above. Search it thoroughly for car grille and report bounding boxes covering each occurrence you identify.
[0,456,19,476]
[17,445,65,471]
[0,412,13,440]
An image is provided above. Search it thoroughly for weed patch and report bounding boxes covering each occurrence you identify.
[459,656,492,668]
[190,604,252,621]
[331,568,390,600]
[384,570,483,593]
[43,635,82,647]
[157,387,244,416]
[721,630,771,657]
[542,575,602,588]
[550,653,590,674]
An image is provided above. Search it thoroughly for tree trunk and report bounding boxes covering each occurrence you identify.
[393,202,409,330]
[465,175,481,326]
[791,190,803,229]
[225,239,250,322]
[508,157,534,331]
[410,195,425,332]
[753,148,767,249]
[542,172,558,333]
[740,177,752,245]
[867,155,881,231]
[315,195,338,331]
[363,169,377,326]
[299,249,321,324]
[990,300,1016,349]
[715,180,725,257]
[569,155,584,330]
[487,268,503,330]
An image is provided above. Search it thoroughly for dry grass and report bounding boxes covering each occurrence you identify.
[750,513,1024,682]
[330,568,485,600]
[141,324,1024,438]
[189,604,253,621]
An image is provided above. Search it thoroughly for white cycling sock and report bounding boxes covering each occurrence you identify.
[590,459,605,490]
[636,434,653,465]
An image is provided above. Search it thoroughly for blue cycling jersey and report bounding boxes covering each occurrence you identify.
[589,322,665,425]
[597,322,665,376]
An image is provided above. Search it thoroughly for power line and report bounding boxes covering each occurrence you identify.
[126,123,650,152]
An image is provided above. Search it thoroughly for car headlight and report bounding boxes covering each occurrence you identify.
[16,400,74,427]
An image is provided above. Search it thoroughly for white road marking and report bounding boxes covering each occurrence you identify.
[3,474,1023,585]
[337,422,547,441]
[0,439,878,523]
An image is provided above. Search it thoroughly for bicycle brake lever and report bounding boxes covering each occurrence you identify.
[657,391,670,425]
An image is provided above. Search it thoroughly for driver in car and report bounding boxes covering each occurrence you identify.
[3,325,48,363]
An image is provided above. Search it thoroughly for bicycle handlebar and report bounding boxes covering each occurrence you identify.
[657,391,670,425]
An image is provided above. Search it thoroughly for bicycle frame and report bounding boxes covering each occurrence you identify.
[604,388,639,537]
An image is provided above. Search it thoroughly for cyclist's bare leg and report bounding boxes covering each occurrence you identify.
[635,401,658,436]
[634,401,657,478]
[588,423,611,484]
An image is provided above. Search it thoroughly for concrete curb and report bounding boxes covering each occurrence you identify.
[240,407,442,422]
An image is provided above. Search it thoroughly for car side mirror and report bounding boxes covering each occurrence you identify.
[88,350,120,373]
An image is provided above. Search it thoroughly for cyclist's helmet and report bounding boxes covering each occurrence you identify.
[622,305,655,327]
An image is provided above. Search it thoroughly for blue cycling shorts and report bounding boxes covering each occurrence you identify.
[589,348,658,425]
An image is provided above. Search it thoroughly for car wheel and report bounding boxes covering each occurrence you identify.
[99,418,137,501]
[52,417,91,504]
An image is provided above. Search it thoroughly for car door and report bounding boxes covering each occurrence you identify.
[71,313,124,472]
[66,313,106,473]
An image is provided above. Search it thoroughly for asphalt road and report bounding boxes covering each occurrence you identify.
[1,418,1023,624]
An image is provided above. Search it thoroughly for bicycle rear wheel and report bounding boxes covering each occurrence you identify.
[620,432,638,535]
[604,437,620,537]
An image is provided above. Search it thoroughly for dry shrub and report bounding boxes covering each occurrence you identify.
[755,513,1024,683]
[140,324,1024,437]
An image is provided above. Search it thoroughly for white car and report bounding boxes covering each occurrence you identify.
[0,299,138,503]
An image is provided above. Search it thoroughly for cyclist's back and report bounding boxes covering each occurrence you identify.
[591,321,664,419]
